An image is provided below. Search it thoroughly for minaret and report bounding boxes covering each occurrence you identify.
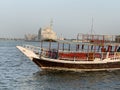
[38,28,42,41]
[50,19,53,30]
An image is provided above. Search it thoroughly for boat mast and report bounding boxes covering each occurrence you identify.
[91,17,94,35]
[91,17,94,41]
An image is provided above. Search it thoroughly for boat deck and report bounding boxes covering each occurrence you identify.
[16,46,39,60]
[41,56,120,64]
[16,45,120,64]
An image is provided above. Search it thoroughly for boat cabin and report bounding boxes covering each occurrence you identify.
[40,35,120,61]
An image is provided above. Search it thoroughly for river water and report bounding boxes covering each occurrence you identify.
[0,40,120,90]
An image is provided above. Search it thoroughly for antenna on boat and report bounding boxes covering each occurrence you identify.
[90,17,96,35]
[90,17,96,41]
[91,17,94,35]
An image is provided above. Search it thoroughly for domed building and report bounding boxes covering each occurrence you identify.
[38,22,57,41]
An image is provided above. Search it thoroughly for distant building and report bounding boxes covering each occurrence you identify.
[40,27,57,41]
[38,21,57,41]
[25,21,63,42]
[57,34,64,40]
[115,35,120,43]
[25,34,37,41]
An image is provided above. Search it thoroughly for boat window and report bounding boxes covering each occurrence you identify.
[96,45,101,52]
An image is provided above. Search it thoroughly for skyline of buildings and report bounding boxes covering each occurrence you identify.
[24,22,59,41]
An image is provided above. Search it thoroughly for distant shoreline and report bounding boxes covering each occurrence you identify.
[0,38,24,41]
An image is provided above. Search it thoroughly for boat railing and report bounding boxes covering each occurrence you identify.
[42,49,120,61]
[22,44,120,61]
[40,48,103,61]
[109,52,120,60]
[22,45,41,54]
[58,49,94,53]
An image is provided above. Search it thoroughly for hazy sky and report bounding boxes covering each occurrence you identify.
[0,0,120,38]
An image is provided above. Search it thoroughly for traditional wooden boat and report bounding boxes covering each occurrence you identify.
[16,34,120,72]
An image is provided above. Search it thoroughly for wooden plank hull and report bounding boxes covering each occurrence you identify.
[33,58,120,71]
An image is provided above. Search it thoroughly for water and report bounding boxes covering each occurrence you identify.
[0,40,120,90]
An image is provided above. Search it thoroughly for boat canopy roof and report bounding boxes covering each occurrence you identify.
[55,39,120,46]
[55,40,80,44]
